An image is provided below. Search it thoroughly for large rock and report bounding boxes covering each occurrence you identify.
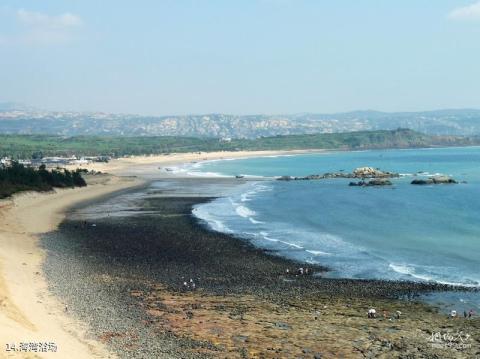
[349,179,392,187]
[411,176,457,185]
[411,178,434,185]
[353,167,397,178]
[432,176,457,184]
[369,179,393,186]
[277,176,294,181]
[277,167,398,181]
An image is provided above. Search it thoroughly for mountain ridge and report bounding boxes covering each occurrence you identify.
[1,104,480,138]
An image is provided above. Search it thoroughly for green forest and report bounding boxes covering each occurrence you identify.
[1,129,478,159]
[0,162,87,198]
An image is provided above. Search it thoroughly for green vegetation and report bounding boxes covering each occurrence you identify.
[0,129,478,159]
[0,135,219,159]
[226,128,474,151]
[0,162,87,199]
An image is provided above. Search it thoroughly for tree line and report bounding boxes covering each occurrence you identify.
[0,162,87,199]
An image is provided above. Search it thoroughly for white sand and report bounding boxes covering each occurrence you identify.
[0,175,140,358]
[65,149,322,176]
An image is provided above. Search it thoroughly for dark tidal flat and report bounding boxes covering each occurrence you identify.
[42,179,480,358]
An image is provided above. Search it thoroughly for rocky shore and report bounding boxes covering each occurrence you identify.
[41,179,479,358]
[278,167,399,182]
[278,167,462,189]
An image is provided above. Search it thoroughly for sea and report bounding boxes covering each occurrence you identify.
[175,147,480,311]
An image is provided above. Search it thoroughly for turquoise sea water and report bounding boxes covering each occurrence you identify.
[188,147,480,293]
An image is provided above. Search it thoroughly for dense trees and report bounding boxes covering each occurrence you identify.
[1,129,479,160]
[0,162,87,198]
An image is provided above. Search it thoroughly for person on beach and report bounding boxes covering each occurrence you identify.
[464,310,468,318]
[450,310,457,319]
[367,308,376,318]
[469,309,474,318]
[395,310,401,319]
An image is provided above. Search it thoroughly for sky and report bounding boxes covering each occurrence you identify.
[0,0,480,115]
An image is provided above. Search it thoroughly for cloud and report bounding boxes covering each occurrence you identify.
[0,9,84,45]
[448,1,480,21]
[17,9,82,29]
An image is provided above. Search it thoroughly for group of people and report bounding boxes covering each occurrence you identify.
[182,278,196,291]
[450,309,475,319]
[367,307,476,320]
[367,308,402,320]
[285,267,313,276]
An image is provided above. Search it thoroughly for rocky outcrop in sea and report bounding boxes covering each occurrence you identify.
[411,176,458,185]
[277,167,399,181]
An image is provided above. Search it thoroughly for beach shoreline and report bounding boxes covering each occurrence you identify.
[0,173,144,358]
[43,177,480,358]
[1,149,479,357]
[0,149,320,358]
[65,149,327,177]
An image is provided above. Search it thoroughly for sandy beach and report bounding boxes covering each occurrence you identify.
[1,150,479,358]
[0,150,309,358]
[0,173,143,358]
[65,149,324,176]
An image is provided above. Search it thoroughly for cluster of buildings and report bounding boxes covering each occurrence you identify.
[0,156,110,168]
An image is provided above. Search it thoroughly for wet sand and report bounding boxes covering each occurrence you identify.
[42,178,480,358]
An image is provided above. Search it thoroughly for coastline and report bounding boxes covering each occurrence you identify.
[1,149,479,357]
[42,177,480,358]
[0,149,315,358]
[65,149,327,177]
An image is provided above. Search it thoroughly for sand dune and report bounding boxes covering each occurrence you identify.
[0,174,140,358]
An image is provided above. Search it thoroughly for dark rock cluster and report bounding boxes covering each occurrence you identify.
[278,167,399,181]
[411,176,458,185]
[349,179,393,187]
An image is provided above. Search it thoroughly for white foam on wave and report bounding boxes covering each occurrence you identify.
[240,193,251,202]
[234,206,265,223]
[249,218,264,224]
[306,249,331,256]
[240,184,272,202]
[389,263,480,287]
[282,241,304,249]
[185,153,306,178]
[235,205,256,218]
[192,206,233,234]
[257,231,305,250]
[160,161,230,178]
[417,172,446,177]
[186,170,231,178]
[258,231,279,242]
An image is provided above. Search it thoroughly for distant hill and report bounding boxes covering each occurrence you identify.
[1,129,478,159]
[1,107,480,138]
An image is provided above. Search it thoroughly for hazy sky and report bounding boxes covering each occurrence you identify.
[1,1,479,115]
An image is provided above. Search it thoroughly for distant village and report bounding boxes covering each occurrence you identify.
[0,155,110,168]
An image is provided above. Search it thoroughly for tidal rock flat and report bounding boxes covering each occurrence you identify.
[42,180,480,358]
